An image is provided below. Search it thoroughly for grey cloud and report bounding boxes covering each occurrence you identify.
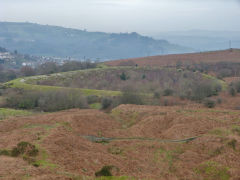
[0,0,239,34]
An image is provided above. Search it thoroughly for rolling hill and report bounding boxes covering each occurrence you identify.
[0,104,240,179]
[0,22,193,60]
[1,47,240,179]
[105,49,240,67]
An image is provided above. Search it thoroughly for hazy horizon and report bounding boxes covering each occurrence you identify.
[1,0,240,36]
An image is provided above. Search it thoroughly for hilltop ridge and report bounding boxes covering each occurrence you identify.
[0,22,193,60]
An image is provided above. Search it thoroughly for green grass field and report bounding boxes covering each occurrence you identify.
[0,108,33,120]
[5,77,121,97]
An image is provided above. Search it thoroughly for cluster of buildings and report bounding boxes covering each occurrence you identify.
[0,52,14,61]
[0,52,16,65]
[0,50,96,69]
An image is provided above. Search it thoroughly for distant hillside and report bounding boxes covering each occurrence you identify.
[0,22,193,60]
[105,49,240,67]
[153,30,240,51]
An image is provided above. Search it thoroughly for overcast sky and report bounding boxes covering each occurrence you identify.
[0,0,240,35]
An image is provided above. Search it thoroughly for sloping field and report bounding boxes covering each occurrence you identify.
[5,74,121,97]
[6,66,225,96]
[0,105,240,179]
[0,108,33,120]
[105,49,240,67]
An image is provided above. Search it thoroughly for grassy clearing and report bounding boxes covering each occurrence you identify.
[90,103,102,109]
[111,109,140,128]
[23,122,72,131]
[0,108,32,120]
[202,73,227,90]
[23,124,57,131]
[33,144,58,169]
[177,108,240,115]
[5,78,121,97]
[24,122,72,142]
[195,161,230,180]
[209,128,230,137]
[209,125,240,137]
[232,125,240,136]
[154,146,184,172]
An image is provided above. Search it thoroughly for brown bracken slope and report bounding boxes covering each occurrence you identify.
[0,104,240,179]
[105,49,240,67]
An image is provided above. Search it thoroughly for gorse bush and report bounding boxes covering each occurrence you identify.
[119,72,129,80]
[0,141,39,167]
[163,89,174,96]
[228,81,240,96]
[95,165,119,177]
[101,98,113,109]
[11,141,38,157]
[204,99,216,108]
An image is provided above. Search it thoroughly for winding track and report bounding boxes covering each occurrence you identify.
[80,135,201,143]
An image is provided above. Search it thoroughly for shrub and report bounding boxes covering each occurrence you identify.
[87,95,100,104]
[234,81,240,93]
[38,90,88,112]
[11,147,21,157]
[204,99,216,108]
[95,165,119,177]
[163,99,169,106]
[213,84,222,95]
[154,91,161,99]
[119,91,144,105]
[1,142,39,167]
[227,139,237,150]
[36,62,58,75]
[101,98,113,109]
[190,81,220,101]
[232,126,240,136]
[196,161,230,180]
[217,98,222,104]
[119,72,129,80]
[229,87,236,97]
[5,90,88,112]
[163,89,174,96]
[11,142,38,157]
[108,146,123,155]
[60,60,97,72]
[0,150,10,156]
[20,66,36,76]
[6,91,39,109]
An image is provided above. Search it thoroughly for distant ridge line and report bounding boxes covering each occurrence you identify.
[105,48,240,67]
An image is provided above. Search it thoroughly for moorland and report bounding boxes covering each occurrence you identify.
[0,49,240,179]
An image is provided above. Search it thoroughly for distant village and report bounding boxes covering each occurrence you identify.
[0,48,92,69]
